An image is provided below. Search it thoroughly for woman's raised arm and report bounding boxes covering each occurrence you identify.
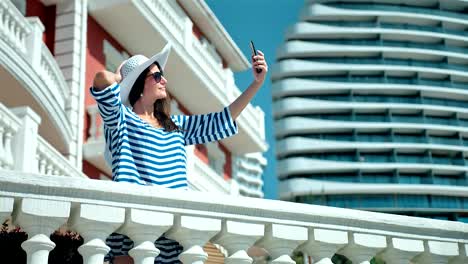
[228,50,268,120]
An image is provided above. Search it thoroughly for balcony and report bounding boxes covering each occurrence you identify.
[0,172,467,263]
[87,0,267,154]
[0,103,86,178]
[0,1,72,154]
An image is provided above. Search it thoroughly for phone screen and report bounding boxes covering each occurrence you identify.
[250,41,257,56]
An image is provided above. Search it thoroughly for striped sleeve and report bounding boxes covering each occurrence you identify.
[174,106,238,146]
[89,82,123,129]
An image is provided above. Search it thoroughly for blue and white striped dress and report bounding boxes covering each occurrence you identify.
[90,83,238,263]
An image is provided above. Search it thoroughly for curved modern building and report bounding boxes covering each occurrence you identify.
[273,0,468,222]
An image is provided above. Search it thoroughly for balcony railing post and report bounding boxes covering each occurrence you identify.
[166,215,221,264]
[211,220,264,264]
[378,237,424,264]
[301,228,348,264]
[411,240,459,264]
[338,233,387,264]
[10,107,41,173]
[69,203,125,264]
[449,243,468,264]
[255,224,307,264]
[25,17,44,69]
[14,198,70,264]
[117,208,174,264]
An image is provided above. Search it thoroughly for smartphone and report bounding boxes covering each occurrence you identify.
[249,40,262,73]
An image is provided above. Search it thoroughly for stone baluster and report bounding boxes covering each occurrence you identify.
[256,224,307,264]
[301,228,348,264]
[211,220,264,264]
[0,197,14,223]
[118,208,174,264]
[14,198,70,264]
[165,215,221,264]
[69,203,125,264]
[11,107,41,173]
[338,232,386,264]
[449,243,468,264]
[412,240,459,264]
[378,237,424,264]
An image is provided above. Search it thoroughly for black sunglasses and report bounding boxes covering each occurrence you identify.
[146,71,163,83]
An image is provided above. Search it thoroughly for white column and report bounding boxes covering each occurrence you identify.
[11,107,41,173]
[256,224,307,264]
[14,198,70,264]
[412,240,459,264]
[54,0,88,167]
[301,228,347,264]
[117,209,174,264]
[338,233,386,264]
[166,215,221,264]
[211,220,264,264]
[449,243,468,264]
[69,203,125,264]
[378,237,424,264]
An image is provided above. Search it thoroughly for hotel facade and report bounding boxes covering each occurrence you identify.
[274,0,468,223]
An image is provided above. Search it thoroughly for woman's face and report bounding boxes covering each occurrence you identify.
[142,63,167,101]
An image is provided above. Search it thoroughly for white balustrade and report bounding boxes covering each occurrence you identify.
[87,104,103,142]
[0,0,30,54]
[0,103,21,170]
[36,136,87,178]
[14,198,70,264]
[339,233,387,264]
[118,209,174,264]
[301,228,348,264]
[212,220,264,264]
[69,203,125,264]
[0,173,466,264]
[256,224,307,264]
[166,215,221,264]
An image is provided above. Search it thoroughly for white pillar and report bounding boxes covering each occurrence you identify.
[301,228,347,264]
[256,224,307,264]
[412,240,459,264]
[378,237,424,264]
[11,107,41,173]
[211,220,264,264]
[338,233,386,264]
[165,215,221,264]
[68,203,125,264]
[14,198,70,264]
[117,208,174,264]
[25,17,44,68]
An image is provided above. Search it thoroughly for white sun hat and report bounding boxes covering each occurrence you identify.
[118,43,172,106]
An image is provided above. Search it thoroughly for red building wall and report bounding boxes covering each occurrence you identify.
[26,0,56,54]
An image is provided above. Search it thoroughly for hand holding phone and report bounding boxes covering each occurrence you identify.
[249,40,262,74]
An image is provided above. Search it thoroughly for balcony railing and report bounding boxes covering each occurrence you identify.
[0,0,72,144]
[0,172,467,264]
[0,103,85,178]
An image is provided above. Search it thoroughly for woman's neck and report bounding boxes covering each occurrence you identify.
[133,97,154,118]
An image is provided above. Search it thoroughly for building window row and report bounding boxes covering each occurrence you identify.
[285,171,467,186]
[326,3,468,20]
[294,193,468,214]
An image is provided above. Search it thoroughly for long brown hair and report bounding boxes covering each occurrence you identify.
[128,61,180,132]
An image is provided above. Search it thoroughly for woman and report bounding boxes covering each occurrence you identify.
[91,43,268,263]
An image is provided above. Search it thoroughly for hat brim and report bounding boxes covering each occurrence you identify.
[119,43,172,107]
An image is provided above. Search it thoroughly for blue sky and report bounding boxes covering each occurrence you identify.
[206,0,304,199]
